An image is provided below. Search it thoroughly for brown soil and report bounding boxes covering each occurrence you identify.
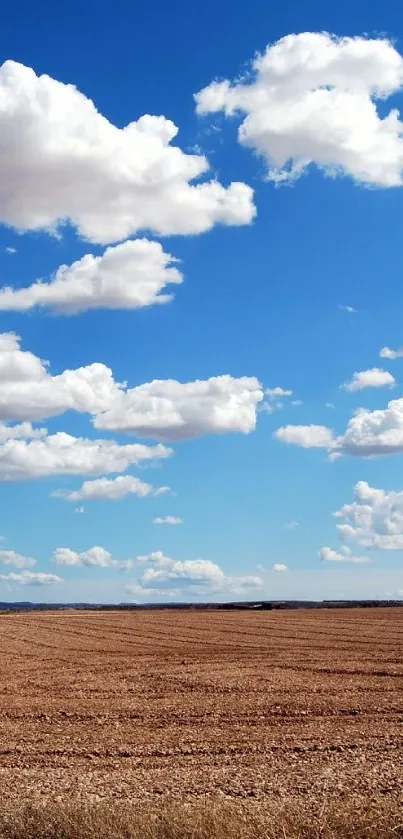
[1,608,402,806]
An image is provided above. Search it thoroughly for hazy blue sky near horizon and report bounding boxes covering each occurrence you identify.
[2,0,403,601]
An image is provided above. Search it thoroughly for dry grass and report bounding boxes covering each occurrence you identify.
[0,799,402,839]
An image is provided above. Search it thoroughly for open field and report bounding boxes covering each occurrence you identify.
[1,607,403,825]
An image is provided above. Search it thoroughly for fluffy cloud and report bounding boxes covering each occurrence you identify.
[380,346,403,360]
[0,240,182,314]
[0,432,170,481]
[52,546,119,568]
[56,474,166,502]
[0,549,36,568]
[153,516,183,525]
[0,570,63,585]
[93,375,263,439]
[0,332,121,422]
[274,424,334,448]
[195,32,403,187]
[318,545,370,563]
[342,368,395,392]
[0,421,46,442]
[0,333,262,441]
[127,551,262,599]
[275,394,403,458]
[334,481,403,550]
[272,563,288,572]
[0,60,255,244]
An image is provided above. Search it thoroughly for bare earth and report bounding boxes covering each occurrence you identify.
[1,608,403,805]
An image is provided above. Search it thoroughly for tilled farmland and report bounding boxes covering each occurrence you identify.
[1,608,403,806]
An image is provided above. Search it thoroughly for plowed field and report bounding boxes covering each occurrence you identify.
[1,608,403,805]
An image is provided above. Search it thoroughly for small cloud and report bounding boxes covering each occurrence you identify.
[272,563,288,572]
[285,521,299,530]
[291,400,303,407]
[339,305,359,314]
[5,247,17,255]
[380,346,403,360]
[74,506,85,514]
[154,486,173,497]
[256,563,267,573]
[266,387,293,397]
[318,546,370,564]
[325,402,335,409]
[153,516,183,525]
[341,368,395,392]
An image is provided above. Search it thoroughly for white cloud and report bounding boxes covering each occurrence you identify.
[53,546,118,568]
[56,474,164,502]
[272,563,288,572]
[274,424,334,448]
[0,421,46,442]
[380,346,403,360]
[318,545,370,563]
[0,60,255,244]
[195,32,403,187]
[0,432,170,481]
[266,387,293,397]
[291,400,303,407]
[0,240,183,314]
[339,305,359,314]
[334,481,403,550]
[0,549,36,568]
[74,506,85,514]
[94,375,263,439]
[260,386,293,415]
[275,395,403,458]
[337,397,403,457]
[127,551,262,600]
[5,247,16,255]
[0,333,262,441]
[153,516,183,525]
[285,520,299,530]
[342,368,395,392]
[325,402,335,409]
[0,570,63,585]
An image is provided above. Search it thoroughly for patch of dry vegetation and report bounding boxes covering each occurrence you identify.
[0,799,402,839]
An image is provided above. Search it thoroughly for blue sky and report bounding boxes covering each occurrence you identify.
[1,0,403,601]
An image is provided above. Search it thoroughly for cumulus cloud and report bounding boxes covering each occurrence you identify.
[195,32,403,187]
[5,247,16,255]
[334,481,403,550]
[342,368,395,392]
[274,424,334,448]
[0,60,255,244]
[52,546,119,568]
[0,240,183,314]
[0,570,63,585]
[318,545,370,563]
[0,549,36,568]
[56,474,165,502]
[127,551,262,600]
[380,346,403,360]
[93,374,263,439]
[275,394,403,458]
[272,563,288,572]
[0,432,170,482]
[0,333,262,441]
[153,516,183,525]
